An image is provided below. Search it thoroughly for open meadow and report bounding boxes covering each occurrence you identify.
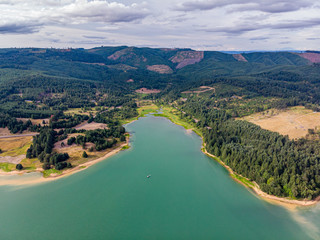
[241,106,320,139]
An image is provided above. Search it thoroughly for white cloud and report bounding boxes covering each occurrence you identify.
[174,0,314,13]
[0,0,319,51]
[60,1,149,23]
[0,0,150,34]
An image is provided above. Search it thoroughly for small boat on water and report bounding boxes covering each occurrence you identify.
[147,175,151,178]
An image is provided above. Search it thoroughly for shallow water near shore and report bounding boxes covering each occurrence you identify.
[0,115,319,239]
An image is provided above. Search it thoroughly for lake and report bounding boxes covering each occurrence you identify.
[0,115,319,239]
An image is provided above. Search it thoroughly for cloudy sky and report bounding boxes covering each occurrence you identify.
[0,0,319,50]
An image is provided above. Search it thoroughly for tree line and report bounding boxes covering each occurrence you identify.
[175,98,320,200]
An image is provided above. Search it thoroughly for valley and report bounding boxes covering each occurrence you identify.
[1,46,320,202]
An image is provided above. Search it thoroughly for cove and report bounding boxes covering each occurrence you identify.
[0,115,317,239]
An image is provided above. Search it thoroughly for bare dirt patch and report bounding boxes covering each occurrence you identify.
[135,88,161,94]
[0,155,25,164]
[54,133,83,150]
[108,48,132,60]
[74,122,108,131]
[233,54,248,62]
[241,106,320,139]
[0,127,11,136]
[170,51,204,69]
[296,52,320,63]
[182,86,215,94]
[0,136,32,164]
[147,65,173,74]
[108,48,147,63]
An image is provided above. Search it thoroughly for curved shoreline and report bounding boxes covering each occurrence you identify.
[203,149,320,209]
[0,115,138,186]
[1,111,319,208]
[152,109,320,209]
[0,142,128,186]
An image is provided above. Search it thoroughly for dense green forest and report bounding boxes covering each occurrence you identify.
[1,46,320,199]
[171,98,320,199]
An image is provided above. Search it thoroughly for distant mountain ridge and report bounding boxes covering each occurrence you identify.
[1,46,320,93]
[87,46,320,69]
[1,47,319,76]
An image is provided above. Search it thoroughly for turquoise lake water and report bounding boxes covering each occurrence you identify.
[0,115,319,239]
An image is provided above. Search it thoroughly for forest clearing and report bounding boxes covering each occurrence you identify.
[241,106,320,139]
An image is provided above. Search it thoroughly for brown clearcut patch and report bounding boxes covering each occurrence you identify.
[233,54,248,62]
[147,65,173,74]
[108,48,132,60]
[127,79,134,83]
[135,88,161,94]
[170,51,204,69]
[108,48,147,64]
[296,52,320,63]
[74,122,108,131]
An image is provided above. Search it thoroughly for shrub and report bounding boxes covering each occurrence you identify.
[16,164,23,170]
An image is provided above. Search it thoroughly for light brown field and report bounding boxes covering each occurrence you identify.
[0,136,32,153]
[147,65,173,74]
[74,122,108,131]
[0,155,25,164]
[55,139,117,167]
[182,86,215,94]
[54,133,83,150]
[54,133,96,166]
[17,118,49,126]
[241,106,320,139]
[64,108,97,116]
[0,127,11,136]
[0,136,33,165]
[135,88,161,94]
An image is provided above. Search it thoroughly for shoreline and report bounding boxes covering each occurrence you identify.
[0,112,141,186]
[153,107,320,209]
[203,149,320,209]
[1,110,319,208]
[0,142,128,186]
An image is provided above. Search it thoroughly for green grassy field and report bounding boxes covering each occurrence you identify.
[154,106,202,136]
[121,104,159,124]
[0,163,16,172]
[121,145,130,150]
[0,143,31,157]
[231,173,255,188]
[42,169,63,178]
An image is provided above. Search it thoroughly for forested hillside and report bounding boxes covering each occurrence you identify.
[1,46,320,199]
